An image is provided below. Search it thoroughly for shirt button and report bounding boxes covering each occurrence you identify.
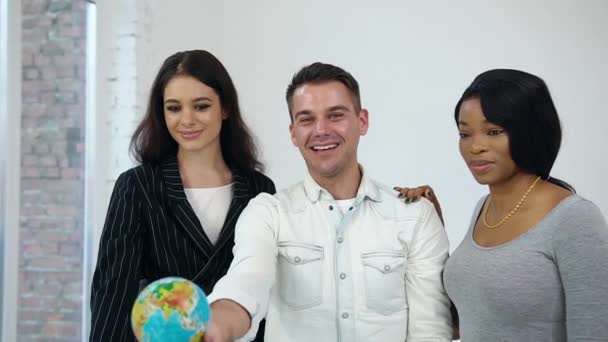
[348,206,353,211]
[341,312,349,319]
[294,256,301,263]
[384,265,391,271]
[337,237,344,243]
[329,205,334,211]
[339,273,346,280]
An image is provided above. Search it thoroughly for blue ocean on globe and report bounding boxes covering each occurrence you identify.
[131,277,211,341]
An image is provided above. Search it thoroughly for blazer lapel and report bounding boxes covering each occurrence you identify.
[161,156,214,259]
[191,171,252,282]
[213,171,251,250]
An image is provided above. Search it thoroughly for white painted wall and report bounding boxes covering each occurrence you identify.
[94,0,608,256]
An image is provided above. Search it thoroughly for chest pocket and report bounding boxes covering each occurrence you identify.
[362,251,408,315]
[277,241,324,310]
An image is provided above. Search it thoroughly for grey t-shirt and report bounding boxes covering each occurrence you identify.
[444,195,608,341]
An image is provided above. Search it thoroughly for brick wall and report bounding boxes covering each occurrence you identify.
[19,0,86,340]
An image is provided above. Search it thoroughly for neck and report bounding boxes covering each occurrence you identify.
[488,172,539,213]
[311,160,362,200]
[177,144,231,188]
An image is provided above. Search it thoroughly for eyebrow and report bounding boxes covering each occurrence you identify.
[328,105,350,112]
[458,119,500,128]
[293,110,312,120]
[294,105,351,118]
[164,97,213,104]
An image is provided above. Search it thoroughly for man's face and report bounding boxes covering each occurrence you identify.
[289,81,369,181]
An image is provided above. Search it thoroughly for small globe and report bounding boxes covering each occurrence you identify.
[131,277,211,341]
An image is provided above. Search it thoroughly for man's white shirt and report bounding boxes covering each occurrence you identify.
[209,168,452,341]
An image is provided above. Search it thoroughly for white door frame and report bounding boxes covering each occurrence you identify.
[0,0,21,340]
[82,1,97,340]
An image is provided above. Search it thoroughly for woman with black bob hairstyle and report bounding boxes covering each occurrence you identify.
[440,69,608,341]
[455,69,571,190]
[90,50,274,341]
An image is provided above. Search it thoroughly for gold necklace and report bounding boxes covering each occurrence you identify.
[483,176,542,229]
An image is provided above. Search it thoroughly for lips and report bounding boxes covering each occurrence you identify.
[180,130,202,140]
[468,160,494,174]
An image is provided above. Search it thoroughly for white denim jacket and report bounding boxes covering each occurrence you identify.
[209,168,452,341]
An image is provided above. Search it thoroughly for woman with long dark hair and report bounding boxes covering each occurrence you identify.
[90,50,274,341]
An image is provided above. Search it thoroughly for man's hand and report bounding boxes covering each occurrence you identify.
[204,313,232,342]
[203,299,252,342]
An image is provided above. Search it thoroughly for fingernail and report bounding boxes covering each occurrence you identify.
[397,193,403,198]
[405,197,410,204]
[393,186,399,191]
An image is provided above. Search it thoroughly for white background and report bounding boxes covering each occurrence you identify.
[95,0,608,251]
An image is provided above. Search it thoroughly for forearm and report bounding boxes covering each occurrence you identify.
[206,197,279,341]
[90,245,141,341]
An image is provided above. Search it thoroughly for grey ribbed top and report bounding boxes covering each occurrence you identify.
[444,195,608,341]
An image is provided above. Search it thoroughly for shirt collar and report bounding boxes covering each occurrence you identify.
[302,165,381,204]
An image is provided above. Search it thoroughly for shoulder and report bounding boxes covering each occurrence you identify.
[234,169,276,196]
[114,166,141,188]
[257,181,301,207]
[550,195,608,245]
[369,180,437,221]
[552,195,605,224]
[238,190,282,226]
[111,164,162,208]
[248,169,276,194]
[245,181,308,216]
[118,163,160,188]
[471,194,489,217]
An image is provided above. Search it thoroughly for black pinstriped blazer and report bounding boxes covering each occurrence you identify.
[90,156,275,341]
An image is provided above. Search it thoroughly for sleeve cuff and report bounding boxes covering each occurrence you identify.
[208,284,263,341]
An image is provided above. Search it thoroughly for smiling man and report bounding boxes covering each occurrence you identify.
[204,63,452,342]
